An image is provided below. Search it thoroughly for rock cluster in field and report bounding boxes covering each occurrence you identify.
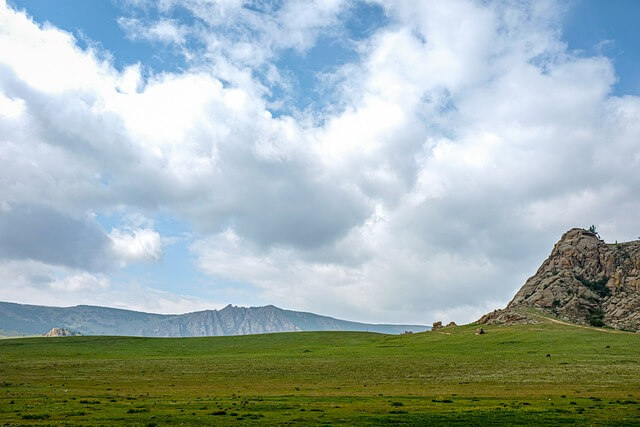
[44,327,74,337]
[479,228,640,331]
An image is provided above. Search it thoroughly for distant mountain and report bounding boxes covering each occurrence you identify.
[0,302,429,337]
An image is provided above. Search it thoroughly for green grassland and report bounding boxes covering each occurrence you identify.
[1,317,639,425]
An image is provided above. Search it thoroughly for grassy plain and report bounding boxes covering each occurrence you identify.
[1,318,639,425]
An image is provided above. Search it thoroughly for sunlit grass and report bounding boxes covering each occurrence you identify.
[1,318,639,425]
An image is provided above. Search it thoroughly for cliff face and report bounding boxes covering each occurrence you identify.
[141,305,306,336]
[480,228,640,331]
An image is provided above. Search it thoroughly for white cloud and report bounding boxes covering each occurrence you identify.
[1,0,639,324]
[0,3,117,94]
[117,0,348,72]
[0,90,25,118]
[0,259,109,297]
[0,205,113,271]
[50,272,110,292]
[187,0,640,324]
[110,227,163,264]
[118,17,187,44]
[0,259,220,314]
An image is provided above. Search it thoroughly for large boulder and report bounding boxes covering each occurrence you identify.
[44,328,74,337]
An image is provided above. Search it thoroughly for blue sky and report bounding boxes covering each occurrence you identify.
[563,0,640,96]
[1,0,639,323]
[8,0,188,72]
[11,0,640,97]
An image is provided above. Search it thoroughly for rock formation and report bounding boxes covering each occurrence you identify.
[479,228,640,331]
[44,327,74,337]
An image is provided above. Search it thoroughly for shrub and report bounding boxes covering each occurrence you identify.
[575,275,610,297]
[127,408,149,414]
[22,414,50,420]
[587,308,605,327]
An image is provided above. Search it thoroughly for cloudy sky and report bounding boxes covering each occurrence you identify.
[1,0,639,325]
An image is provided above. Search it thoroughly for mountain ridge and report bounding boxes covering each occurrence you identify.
[0,301,429,337]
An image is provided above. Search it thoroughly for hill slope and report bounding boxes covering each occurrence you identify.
[0,301,428,337]
[480,228,640,331]
[1,320,639,424]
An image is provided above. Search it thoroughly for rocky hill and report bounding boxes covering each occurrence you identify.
[0,302,429,337]
[44,327,75,337]
[479,228,640,331]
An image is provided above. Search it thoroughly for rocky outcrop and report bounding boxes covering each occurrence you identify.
[44,327,74,337]
[479,228,640,331]
[477,309,540,325]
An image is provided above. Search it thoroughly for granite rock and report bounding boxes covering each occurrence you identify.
[478,228,640,331]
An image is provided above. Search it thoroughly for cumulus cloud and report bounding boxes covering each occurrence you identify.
[0,0,639,322]
[0,205,112,271]
[0,259,109,295]
[0,203,164,271]
[109,227,163,264]
[188,0,640,323]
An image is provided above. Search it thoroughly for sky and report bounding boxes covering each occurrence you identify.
[0,0,639,325]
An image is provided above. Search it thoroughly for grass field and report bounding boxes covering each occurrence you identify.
[1,317,640,425]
